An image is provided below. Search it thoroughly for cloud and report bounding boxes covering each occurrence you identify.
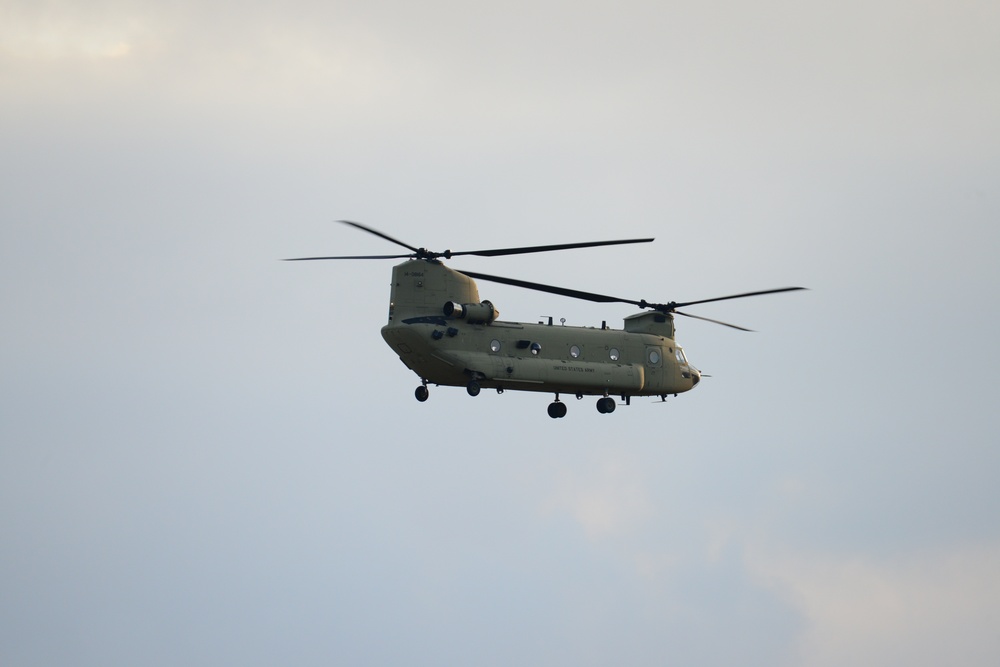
[543,454,652,540]
[6,0,997,160]
[747,542,1000,667]
[0,4,146,60]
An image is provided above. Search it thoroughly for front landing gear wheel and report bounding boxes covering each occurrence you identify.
[466,381,481,397]
[547,401,568,419]
[597,397,616,414]
[415,385,429,402]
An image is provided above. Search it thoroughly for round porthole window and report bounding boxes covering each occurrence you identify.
[490,339,501,352]
[609,348,620,361]
[570,345,581,358]
[648,349,660,364]
[530,342,542,355]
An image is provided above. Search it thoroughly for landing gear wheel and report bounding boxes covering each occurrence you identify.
[547,401,568,419]
[415,385,429,402]
[467,381,481,397]
[597,397,616,414]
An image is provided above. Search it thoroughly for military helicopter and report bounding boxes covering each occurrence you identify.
[287,221,805,418]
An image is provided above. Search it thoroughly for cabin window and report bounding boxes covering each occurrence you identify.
[609,348,620,361]
[648,349,661,364]
[490,339,501,352]
[530,342,542,356]
[570,345,581,359]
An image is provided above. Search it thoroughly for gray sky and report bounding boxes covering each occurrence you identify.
[2,1,999,665]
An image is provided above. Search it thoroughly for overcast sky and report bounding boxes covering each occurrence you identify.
[2,1,999,665]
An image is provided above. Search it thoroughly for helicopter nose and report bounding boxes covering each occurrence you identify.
[691,369,701,386]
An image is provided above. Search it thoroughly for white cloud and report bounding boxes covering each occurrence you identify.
[543,455,652,540]
[0,4,147,60]
[6,1,997,158]
[747,543,1000,667]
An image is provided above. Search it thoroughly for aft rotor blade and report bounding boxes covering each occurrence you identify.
[672,287,807,309]
[449,238,654,258]
[337,220,421,254]
[283,253,413,261]
[674,310,753,332]
[458,270,644,306]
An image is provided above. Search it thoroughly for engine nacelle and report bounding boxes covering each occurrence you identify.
[443,300,499,324]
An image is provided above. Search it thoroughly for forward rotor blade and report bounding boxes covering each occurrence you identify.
[458,270,644,306]
[672,287,807,309]
[460,270,803,332]
[337,220,421,254]
[449,238,654,258]
[674,310,753,332]
[283,253,413,261]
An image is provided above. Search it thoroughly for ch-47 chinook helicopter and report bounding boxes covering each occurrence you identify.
[286,221,805,418]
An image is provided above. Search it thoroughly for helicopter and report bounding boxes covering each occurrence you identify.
[286,221,805,418]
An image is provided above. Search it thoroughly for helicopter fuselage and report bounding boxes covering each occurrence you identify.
[287,221,803,416]
[380,260,700,398]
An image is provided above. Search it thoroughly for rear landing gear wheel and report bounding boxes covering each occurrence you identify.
[547,401,567,419]
[467,381,481,397]
[597,397,616,414]
[415,385,429,402]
